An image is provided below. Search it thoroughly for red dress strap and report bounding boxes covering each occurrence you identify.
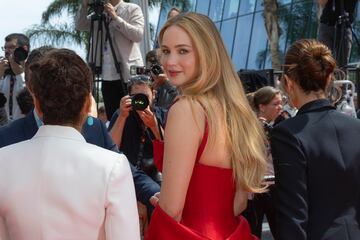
[195,120,208,163]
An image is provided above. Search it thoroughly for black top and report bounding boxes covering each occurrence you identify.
[320,0,358,25]
[271,99,360,240]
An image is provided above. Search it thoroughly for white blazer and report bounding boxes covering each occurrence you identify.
[0,125,140,240]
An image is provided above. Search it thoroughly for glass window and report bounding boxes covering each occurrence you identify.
[239,0,256,15]
[209,0,225,22]
[154,2,173,48]
[223,0,240,20]
[232,14,253,70]
[175,0,197,12]
[215,22,221,31]
[287,1,316,45]
[196,0,210,15]
[247,12,268,69]
[220,18,237,56]
[256,0,264,11]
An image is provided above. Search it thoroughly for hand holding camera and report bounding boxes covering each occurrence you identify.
[8,53,25,76]
[0,57,10,78]
[104,3,117,19]
[119,95,132,120]
[137,108,157,129]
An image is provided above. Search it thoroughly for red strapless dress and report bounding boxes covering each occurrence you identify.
[145,123,257,240]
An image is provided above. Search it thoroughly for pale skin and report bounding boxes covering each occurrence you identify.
[158,26,247,221]
[282,74,328,109]
[258,93,283,122]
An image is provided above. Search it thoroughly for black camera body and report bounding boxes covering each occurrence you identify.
[88,0,105,17]
[131,93,149,111]
[4,46,28,76]
[130,64,163,77]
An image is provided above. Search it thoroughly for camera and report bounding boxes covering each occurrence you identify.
[13,47,28,64]
[3,46,29,76]
[130,64,164,77]
[131,93,149,111]
[88,0,105,17]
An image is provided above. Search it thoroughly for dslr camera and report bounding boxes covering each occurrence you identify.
[3,46,28,76]
[88,0,105,17]
[130,64,163,77]
[131,93,149,111]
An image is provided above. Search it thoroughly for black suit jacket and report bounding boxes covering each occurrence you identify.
[0,111,160,206]
[271,99,360,240]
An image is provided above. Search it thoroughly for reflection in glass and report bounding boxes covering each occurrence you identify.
[247,12,268,69]
[232,15,253,70]
[209,0,225,22]
[196,0,210,15]
[239,0,256,15]
[215,22,221,31]
[175,0,196,12]
[223,0,240,20]
[220,18,237,56]
[287,1,316,45]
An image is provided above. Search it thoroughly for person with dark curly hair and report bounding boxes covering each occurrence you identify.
[0,49,140,239]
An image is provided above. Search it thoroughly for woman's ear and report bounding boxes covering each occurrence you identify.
[282,74,293,94]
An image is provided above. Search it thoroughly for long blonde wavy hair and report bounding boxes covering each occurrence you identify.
[159,12,267,193]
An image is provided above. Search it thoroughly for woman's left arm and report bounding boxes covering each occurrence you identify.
[158,99,204,222]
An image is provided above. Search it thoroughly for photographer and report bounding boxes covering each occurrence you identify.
[145,49,178,110]
[0,33,29,120]
[108,75,163,184]
[318,0,358,69]
[75,0,145,120]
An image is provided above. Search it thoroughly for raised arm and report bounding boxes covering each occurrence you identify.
[75,0,92,31]
[109,95,132,147]
[105,3,144,42]
[158,99,205,221]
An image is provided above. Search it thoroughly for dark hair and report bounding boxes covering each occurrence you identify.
[5,33,30,49]
[16,88,34,115]
[25,46,54,85]
[252,86,281,112]
[284,39,336,93]
[29,48,92,125]
[127,75,152,93]
[146,49,159,66]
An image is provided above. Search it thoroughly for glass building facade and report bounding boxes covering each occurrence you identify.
[152,0,360,71]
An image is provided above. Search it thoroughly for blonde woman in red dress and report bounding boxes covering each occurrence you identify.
[146,12,267,240]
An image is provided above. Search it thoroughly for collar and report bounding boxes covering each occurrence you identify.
[296,99,335,115]
[33,109,43,128]
[33,125,86,143]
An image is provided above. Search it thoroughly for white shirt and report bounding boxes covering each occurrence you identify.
[0,73,25,120]
[0,125,140,240]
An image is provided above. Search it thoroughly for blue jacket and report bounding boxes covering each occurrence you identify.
[0,111,160,206]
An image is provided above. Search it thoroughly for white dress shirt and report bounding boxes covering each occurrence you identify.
[0,125,140,240]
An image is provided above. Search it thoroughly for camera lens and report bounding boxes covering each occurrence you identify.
[131,93,149,111]
[151,64,163,76]
[13,47,28,64]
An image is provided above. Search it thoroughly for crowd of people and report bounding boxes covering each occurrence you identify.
[0,1,360,239]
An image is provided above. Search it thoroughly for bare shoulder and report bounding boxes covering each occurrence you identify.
[168,97,205,125]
